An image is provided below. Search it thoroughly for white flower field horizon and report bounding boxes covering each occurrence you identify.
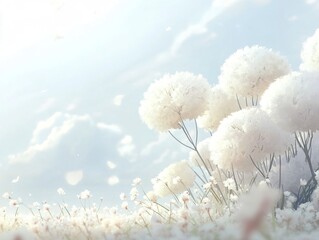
[1,25,319,240]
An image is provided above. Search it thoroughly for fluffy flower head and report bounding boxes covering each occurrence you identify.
[219,45,290,97]
[197,85,238,131]
[210,108,293,172]
[260,71,319,132]
[139,72,210,132]
[153,160,196,197]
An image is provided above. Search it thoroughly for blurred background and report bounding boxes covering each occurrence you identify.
[0,0,318,207]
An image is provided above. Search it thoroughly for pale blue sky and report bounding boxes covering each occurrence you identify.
[0,0,319,207]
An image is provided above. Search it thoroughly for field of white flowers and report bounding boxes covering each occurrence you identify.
[2,28,319,240]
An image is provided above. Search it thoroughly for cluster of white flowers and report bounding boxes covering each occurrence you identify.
[209,108,293,172]
[219,45,290,97]
[300,28,319,71]
[152,160,196,197]
[2,181,319,239]
[139,72,211,132]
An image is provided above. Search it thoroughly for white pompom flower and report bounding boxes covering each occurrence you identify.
[153,160,196,197]
[300,28,319,71]
[139,72,211,132]
[210,108,293,172]
[219,45,290,97]
[197,85,238,131]
[260,71,319,132]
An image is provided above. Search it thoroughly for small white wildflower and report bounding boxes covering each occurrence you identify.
[288,195,297,204]
[202,197,212,208]
[209,176,218,185]
[300,178,307,186]
[145,191,158,203]
[121,201,129,210]
[230,194,239,202]
[2,192,11,199]
[181,191,190,203]
[120,193,126,201]
[43,203,51,211]
[283,191,291,197]
[33,202,40,209]
[132,177,142,186]
[130,187,139,200]
[78,190,92,200]
[9,199,20,207]
[223,178,236,191]
[109,207,117,215]
[203,182,212,190]
[57,188,66,196]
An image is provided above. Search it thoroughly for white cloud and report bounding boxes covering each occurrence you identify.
[153,149,170,164]
[36,98,56,113]
[167,0,240,56]
[96,122,122,134]
[152,149,179,164]
[288,15,299,22]
[30,112,63,144]
[117,0,240,86]
[65,170,83,186]
[106,160,117,170]
[107,175,119,186]
[117,135,135,157]
[140,134,168,156]
[165,26,172,32]
[251,0,271,5]
[9,113,90,164]
[66,103,77,111]
[113,94,125,106]
[11,176,20,184]
[305,0,318,5]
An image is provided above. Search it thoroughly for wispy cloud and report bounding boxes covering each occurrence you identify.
[96,122,122,134]
[113,94,125,106]
[117,0,241,85]
[107,175,120,186]
[305,0,319,5]
[36,98,56,113]
[160,0,241,59]
[9,113,91,164]
[106,160,117,170]
[117,135,136,157]
[140,134,168,156]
